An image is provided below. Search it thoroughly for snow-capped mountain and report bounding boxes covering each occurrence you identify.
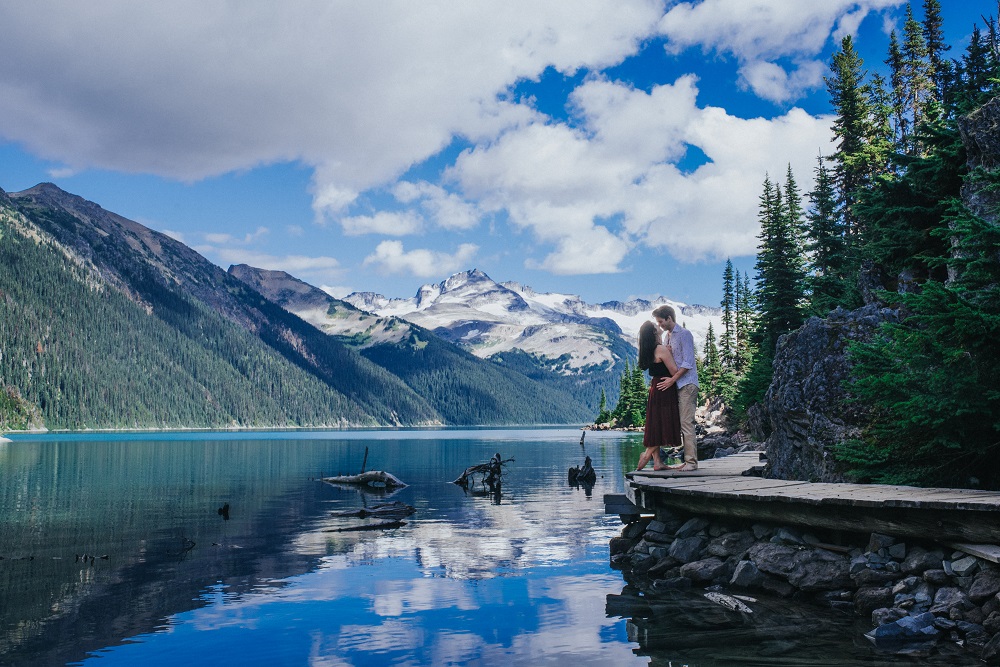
[342,269,723,374]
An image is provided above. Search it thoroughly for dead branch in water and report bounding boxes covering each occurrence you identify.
[452,453,514,492]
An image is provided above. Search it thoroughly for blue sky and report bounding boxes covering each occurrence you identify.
[0,1,991,307]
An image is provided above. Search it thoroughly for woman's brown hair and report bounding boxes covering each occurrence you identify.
[637,321,658,370]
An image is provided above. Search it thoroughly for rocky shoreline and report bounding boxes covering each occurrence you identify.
[611,508,1000,663]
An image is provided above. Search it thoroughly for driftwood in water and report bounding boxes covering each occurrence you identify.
[452,453,513,492]
[322,470,407,488]
[330,501,415,520]
[323,520,407,532]
[568,455,597,485]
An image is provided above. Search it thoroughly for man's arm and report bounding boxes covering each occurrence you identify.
[656,365,686,390]
[656,330,694,390]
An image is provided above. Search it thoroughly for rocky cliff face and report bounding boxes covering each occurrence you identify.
[758,306,899,483]
[958,95,1000,223]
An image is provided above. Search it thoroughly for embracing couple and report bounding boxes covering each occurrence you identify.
[635,305,699,472]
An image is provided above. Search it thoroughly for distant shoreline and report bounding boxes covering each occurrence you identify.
[0,423,591,438]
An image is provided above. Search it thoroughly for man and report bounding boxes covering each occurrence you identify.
[652,305,699,471]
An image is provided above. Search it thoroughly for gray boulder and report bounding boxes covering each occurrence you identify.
[706,531,756,558]
[730,560,766,589]
[872,607,908,626]
[931,587,974,615]
[984,632,1000,665]
[747,542,800,578]
[787,552,852,591]
[669,536,706,564]
[923,569,950,586]
[866,612,941,642]
[674,517,710,539]
[855,587,894,615]
[903,547,945,574]
[680,557,728,583]
[970,571,1000,602]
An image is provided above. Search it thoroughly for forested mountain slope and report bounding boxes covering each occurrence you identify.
[0,186,399,429]
[0,184,591,429]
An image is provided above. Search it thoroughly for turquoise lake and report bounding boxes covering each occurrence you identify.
[0,429,980,666]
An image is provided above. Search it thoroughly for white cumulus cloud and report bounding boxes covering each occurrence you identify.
[0,1,662,211]
[658,0,902,101]
[364,240,478,278]
[451,76,835,269]
[340,211,424,236]
[0,1,869,284]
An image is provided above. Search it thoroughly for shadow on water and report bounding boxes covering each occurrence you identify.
[606,585,981,666]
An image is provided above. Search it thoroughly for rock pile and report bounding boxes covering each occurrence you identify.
[611,512,1000,663]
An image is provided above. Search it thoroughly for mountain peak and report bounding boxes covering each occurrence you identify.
[441,268,492,292]
[16,182,73,200]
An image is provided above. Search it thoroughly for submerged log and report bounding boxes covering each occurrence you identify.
[322,471,407,488]
[330,501,415,520]
[323,520,407,532]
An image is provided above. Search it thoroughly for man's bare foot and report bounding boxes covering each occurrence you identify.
[652,464,668,471]
[669,463,698,472]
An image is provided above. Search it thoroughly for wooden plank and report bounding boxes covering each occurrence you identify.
[945,543,1000,564]
[658,478,804,492]
[625,453,1000,542]
[634,492,1000,543]
[604,493,639,515]
[634,478,813,500]
[630,467,750,478]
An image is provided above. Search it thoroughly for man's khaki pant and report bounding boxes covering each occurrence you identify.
[678,384,698,467]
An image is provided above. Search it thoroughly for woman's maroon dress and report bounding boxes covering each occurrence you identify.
[642,360,682,449]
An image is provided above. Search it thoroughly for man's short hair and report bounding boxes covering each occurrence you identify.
[652,305,675,321]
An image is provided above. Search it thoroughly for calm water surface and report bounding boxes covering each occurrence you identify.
[0,429,980,666]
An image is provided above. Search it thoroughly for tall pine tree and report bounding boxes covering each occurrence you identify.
[805,155,853,314]
[720,259,736,369]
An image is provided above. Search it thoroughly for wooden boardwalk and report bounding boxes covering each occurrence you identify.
[616,452,1000,545]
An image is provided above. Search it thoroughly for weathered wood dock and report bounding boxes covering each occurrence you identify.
[611,451,1000,548]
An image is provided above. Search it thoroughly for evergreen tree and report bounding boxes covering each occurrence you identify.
[595,388,610,424]
[733,175,808,420]
[734,270,755,375]
[701,322,722,399]
[629,362,647,427]
[826,35,871,239]
[753,174,807,355]
[719,259,736,369]
[886,30,909,146]
[921,0,951,100]
[900,4,934,151]
[838,200,1000,489]
[832,8,1000,488]
[956,22,1000,112]
[805,155,852,314]
[857,112,964,286]
[609,359,648,427]
[783,163,808,252]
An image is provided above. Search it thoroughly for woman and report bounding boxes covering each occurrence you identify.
[635,320,682,471]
